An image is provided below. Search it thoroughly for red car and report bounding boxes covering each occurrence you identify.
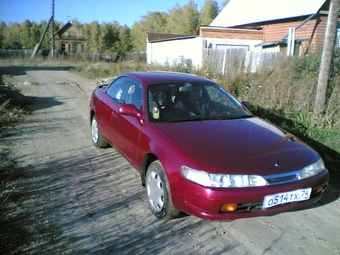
[90,72,329,220]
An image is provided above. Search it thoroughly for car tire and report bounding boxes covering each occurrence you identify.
[146,160,180,219]
[91,115,108,148]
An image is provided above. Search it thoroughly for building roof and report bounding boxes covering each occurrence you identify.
[210,0,327,27]
[147,33,197,43]
[50,21,87,41]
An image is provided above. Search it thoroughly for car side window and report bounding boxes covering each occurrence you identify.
[107,77,127,103]
[106,77,143,109]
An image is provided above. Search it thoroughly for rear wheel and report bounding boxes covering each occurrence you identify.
[145,160,180,219]
[91,115,108,148]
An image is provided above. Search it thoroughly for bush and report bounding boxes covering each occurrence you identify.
[219,52,340,155]
[0,82,31,129]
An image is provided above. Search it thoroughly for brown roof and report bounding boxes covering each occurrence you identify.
[147,33,195,42]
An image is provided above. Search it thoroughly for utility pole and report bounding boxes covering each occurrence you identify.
[31,16,52,59]
[51,0,55,57]
[314,0,340,118]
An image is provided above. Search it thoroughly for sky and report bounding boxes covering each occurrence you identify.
[0,0,210,28]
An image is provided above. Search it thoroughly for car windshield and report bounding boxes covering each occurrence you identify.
[148,81,253,123]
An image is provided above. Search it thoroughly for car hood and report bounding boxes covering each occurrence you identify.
[155,117,319,175]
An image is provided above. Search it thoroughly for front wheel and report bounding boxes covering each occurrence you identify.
[145,160,180,219]
[91,115,108,148]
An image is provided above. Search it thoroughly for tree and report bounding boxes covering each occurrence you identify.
[165,2,199,35]
[221,0,230,9]
[181,1,200,34]
[145,12,168,33]
[102,22,120,52]
[112,25,132,53]
[200,0,219,26]
[2,22,21,49]
[131,12,168,52]
[0,21,7,48]
[88,21,101,53]
[20,20,32,48]
[165,5,184,34]
[39,20,51,49]
[131,22,147,52]
[71,19,82,30]
[30,22,41,47]
[81,23,90,41]
[314,0,340,117]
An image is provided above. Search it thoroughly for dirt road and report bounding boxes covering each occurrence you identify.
[1,66,340,254]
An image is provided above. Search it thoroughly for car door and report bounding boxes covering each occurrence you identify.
[106,77,144,167]
[94,77,127,148]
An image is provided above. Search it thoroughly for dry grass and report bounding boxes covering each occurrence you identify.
[0,52,339,253]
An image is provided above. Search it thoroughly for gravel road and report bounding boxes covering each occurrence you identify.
[1,66,339,255]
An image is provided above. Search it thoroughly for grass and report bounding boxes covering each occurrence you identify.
[2,54,339,154]
[52,54,340,185]
[0,67,34,254]
[0,82,31,128]
[0,64,60,254]
[0,53,339,252]
[1,54,339,151]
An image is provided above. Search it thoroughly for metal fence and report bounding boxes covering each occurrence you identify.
[202,48,283,75]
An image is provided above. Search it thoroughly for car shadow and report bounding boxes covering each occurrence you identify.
[250,105,340,207]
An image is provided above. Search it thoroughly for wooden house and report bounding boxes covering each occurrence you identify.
[53,21,87,55]
[210,0,337,55]
[147,0,339,67]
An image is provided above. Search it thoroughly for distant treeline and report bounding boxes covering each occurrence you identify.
[0,0,229,53]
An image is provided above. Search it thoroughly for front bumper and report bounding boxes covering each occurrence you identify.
[181,170,329,220]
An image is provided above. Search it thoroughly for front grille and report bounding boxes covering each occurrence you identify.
[237,202,263,211]
[264,170,301,185]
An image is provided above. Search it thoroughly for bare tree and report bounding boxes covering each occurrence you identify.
[314,0,340,118]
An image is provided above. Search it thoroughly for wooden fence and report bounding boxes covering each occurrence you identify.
[202,48,283,75]
[1,48,282,75]
[0,49,146,62]
[0,49,35,57]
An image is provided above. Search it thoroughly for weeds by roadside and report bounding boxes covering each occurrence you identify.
[1,55,339,150]
[0,78,32,129]
[0,51,339,253]
[0,71,31,253]
[0,74,59,254]
[69,53,340,184]
[0,150,32,254]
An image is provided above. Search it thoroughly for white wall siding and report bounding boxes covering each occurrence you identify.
[147,37,204,67]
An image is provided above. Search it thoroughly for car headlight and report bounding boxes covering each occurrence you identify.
[300,158,326,179]
[181,166,268,188]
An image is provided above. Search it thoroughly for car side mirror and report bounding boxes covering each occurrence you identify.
[119,104,141,117]
[242,100,249,108]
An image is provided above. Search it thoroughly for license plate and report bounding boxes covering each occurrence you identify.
[263,188,312,208]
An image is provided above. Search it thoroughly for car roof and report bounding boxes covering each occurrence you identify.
[119,72,212,86]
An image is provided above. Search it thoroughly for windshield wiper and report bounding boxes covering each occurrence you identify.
[165,114,254,123]
[218,114,254,120]
[167,115,222,123]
